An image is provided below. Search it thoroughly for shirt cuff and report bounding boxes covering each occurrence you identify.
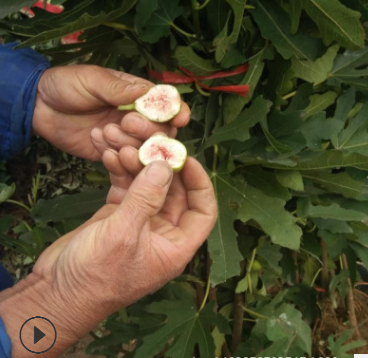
[0,42,50,160]
[0,316,11,358]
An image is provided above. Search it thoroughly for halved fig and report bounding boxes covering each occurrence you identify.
[138,134,187,172]
[118,84,181,122]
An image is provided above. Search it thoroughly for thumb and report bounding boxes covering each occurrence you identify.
[109,161,173,231]
[86,66,150,106]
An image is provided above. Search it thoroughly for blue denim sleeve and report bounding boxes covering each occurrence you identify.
[0,42,50,160]
[0,317,11,358]
[0,263,13,357]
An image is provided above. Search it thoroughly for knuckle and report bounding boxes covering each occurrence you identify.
[108,78,124,94]
[103,123,117,136]
[123,114,146,134]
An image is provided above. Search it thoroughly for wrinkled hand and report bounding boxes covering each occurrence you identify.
[32,145,217,325]
[33,65,190,160]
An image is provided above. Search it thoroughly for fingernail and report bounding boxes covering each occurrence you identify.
[123,114,146,134]
[90,127,102,142]
[145,161,173,187]
[105,125,123,144]
[106,148,119,156]
[127,84,148,91]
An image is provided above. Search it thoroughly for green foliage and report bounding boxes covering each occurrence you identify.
[301,0,365,49]
[328,329,366,358]
[0,0,35,19]
[136,297,230,357]
[1,0,368,356]
[138,0,183,43]
[31,187,108,223]
[0,183,15,203]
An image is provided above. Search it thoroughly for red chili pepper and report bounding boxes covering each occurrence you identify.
[32,1,64,13]
[315,286,327,293]
[21,1,64,17]
[21,3,84,45]
[148,64,250,97]
[61,31,83,44]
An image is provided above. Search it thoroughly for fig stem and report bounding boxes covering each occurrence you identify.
[195,82,210,97]
[6,199,31,212]
[118,104,136,111]
[170,22,197,38]
[199,275,211,311]
[196,0,211,10]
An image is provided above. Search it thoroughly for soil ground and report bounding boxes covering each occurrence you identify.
[312,288,368,355]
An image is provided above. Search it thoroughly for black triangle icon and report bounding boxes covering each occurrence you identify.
[34,326,45,344]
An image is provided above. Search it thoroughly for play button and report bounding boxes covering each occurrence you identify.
[34,326,45,344]
[20,316,57,354]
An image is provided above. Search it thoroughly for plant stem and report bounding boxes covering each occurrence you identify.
[243,318,257,322]
[306,224,317,233]
[232,260,246,353]
[341,254,361,338]
[282,80,325,101]
[246,248,257,295]
[222,342,232,358]
[196,0,212,10]
[247,274,252,295]
[213,144,219,172]
[320,239,329,292]
[241,306,269,320]
[103,22,134,32]
[5,200,31,212]
[311,268,322,288]
[170,22,197,38]
[206,254,217,309]
[118,103,136,111]
[292,251,300,284]
[282,90,297,100]
[191,0,201,37]
[20,220,32,232]
[199,275,211,311]
[247,248,257,273]
[195,282,205,310]
[194,256,206,309]
[195,82,211,97]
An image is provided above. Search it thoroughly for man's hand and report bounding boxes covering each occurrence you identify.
[0,145,217,357]
[32,65,190,160]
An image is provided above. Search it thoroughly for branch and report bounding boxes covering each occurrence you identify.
[341,254,361,339]
[232,260,246,353]
[320,239,329,292]
[206,254,217,310]
[292,250,300,284]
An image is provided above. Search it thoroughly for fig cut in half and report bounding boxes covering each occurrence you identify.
[139,134,187,172]
[118,84,181,123]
